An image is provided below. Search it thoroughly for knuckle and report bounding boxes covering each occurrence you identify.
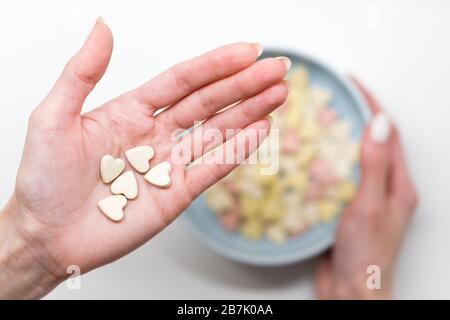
[251,59,285,86]
[362,203,384,218]
[347,197,384,221]
[66,58,97,88]
[28,106,48,128]
[240,102,255,123]
[232,75,249,97]
[195,89,215,114]
[169,66,194,94]
[410,191,419,209]
[399,188,419,213]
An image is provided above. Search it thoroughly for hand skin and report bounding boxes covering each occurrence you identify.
[0,19,289,299]
[315,77,418,300]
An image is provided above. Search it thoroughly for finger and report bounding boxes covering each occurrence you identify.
[357,121,390,206]
[352,76,418,215]
[38,18,113,123]
[176,81,288,162]
[389,128,418,215]
[352,77,393,208]
[185,118,271,199]
[132,42,262,110]
[350,77,391,208]
[158,57,290,129]
[349,75,381,114]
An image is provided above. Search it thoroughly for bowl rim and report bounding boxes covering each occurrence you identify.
[180,48,371,267]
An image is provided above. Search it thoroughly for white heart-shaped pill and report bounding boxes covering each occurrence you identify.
[144,161,172,188]
[111,171,138,199]
[98,195,127,222]
[125,146,155,173]
[100,155,125,183]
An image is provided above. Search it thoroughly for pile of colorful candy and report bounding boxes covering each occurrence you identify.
[205,66,359,244]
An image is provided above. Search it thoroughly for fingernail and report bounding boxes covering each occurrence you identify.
[370,112,391,144]
[86,17,104,42]
[276,56,292,71]
[265,115,273,125]
[252,43,263,57]
[283,80,290,91]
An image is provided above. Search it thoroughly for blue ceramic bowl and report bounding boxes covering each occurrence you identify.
[180,49,370,266]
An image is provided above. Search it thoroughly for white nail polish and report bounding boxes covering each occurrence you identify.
[370,112,391,144]
[252,43,263,57]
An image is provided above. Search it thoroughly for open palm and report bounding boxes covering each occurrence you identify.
[13,20,289,278]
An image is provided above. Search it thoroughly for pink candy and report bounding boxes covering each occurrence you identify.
[305,182,324,201]
[309,158,338,187]
[317,108,337,127]
[219,206,241,231]
[280,129,301,154]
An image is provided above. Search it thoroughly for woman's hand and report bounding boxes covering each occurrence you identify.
[0,19,289,299]
[315,77,418,299]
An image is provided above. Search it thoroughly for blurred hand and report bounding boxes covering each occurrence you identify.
[0,19,289,298]
[315,77,418,299]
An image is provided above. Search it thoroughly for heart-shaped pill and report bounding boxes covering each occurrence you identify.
[111,171,138,200]
[100,155,125,183]
[125,146,154,173]
[144,161,172,188]
[98,195,127,222]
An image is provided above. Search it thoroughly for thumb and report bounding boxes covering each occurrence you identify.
[38,18,113,124]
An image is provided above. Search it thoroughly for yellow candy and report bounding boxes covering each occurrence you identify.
[296,144,316,167]
[266,224,288,244]
[239,195,260,219]
[278,174,307,195]
[299,117,322,141]
[286,92,305,128]
[286,97,303,128]
[336,181,356,202]
[204,185,234,214]
[302,203,319,224]
[308,87,332,108]
[328,120,351,142]
[288,66,309,87]
[235,179,263,198]
[254,163,278,185]
[317,200,340,222]
[282,208,307,234]
[261,197,283,223]
[241,220,263,241]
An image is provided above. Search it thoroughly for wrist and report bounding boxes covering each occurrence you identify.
[0,194,64,299]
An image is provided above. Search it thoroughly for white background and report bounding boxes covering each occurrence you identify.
[0,0,449,299]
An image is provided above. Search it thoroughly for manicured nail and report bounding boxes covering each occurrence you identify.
[265,115,273,125]
[252,43,263,57]
[276,56,292,71]
[86,17,105,42]
[370,112,391,144]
